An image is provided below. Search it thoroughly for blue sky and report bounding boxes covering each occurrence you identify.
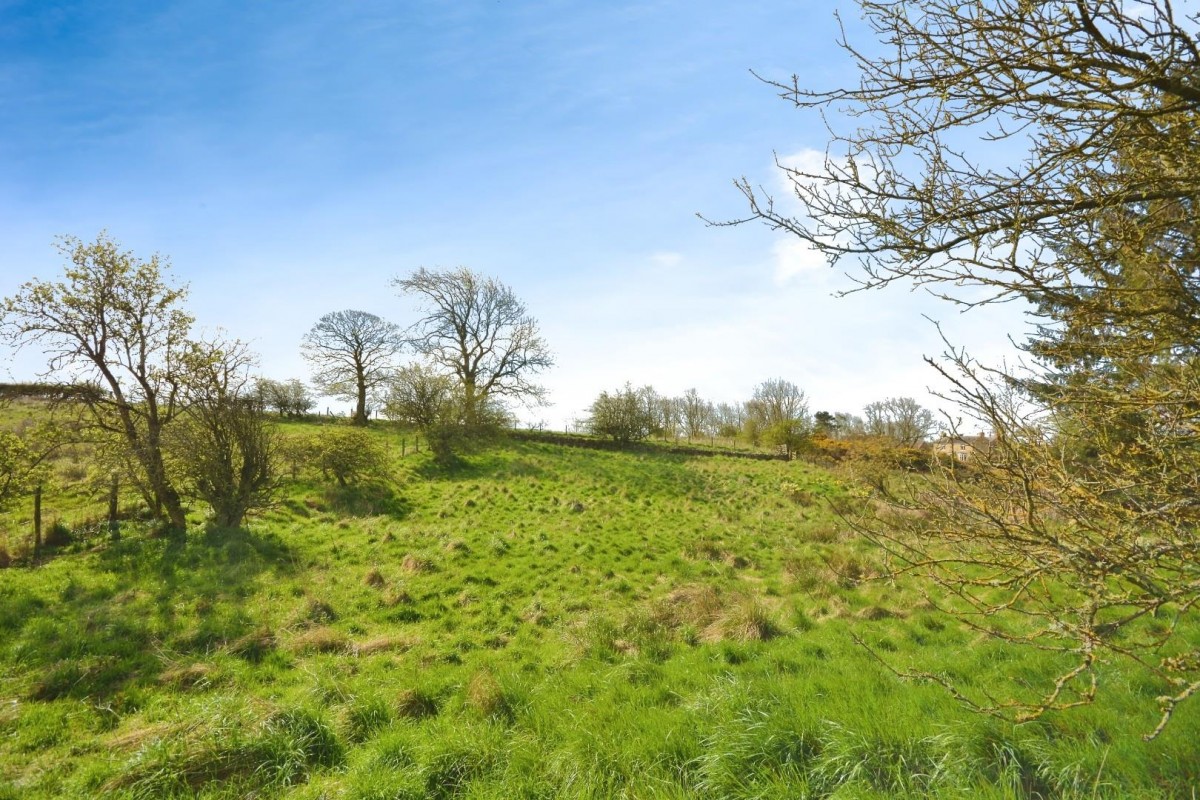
[0,0,1026,429]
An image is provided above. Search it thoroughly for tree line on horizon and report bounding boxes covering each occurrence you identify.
[582,378,941,454]
[0,237,555,535]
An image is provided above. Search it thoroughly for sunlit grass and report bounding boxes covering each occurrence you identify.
[0,420,1196,797]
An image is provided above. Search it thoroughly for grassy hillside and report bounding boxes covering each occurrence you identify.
[0,422,1196,798]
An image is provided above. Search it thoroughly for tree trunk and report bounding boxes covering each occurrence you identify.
[352,363,369,425]
[108,472,120,542]
[163,486,187,534]
[143,424,187,534]
[462,380,478,427]
[354,385,368,425]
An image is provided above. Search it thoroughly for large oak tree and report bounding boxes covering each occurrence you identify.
[301,310,404,426]
[393,267,552,425]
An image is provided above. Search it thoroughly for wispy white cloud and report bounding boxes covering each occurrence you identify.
[771,238,827,285]
[775,148,830,190]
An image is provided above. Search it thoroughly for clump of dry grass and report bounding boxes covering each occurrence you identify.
[106,721,178,751]
[856,605,900,621]
[158,663,215,690]
[823,551,880,589]
[352,634,415,656]
[701,599,785,643]
[650,585,724,630]
[803,523,842,543]
[364,567,386,588]
[382,588,413,607]
[295,598,338,627]
[611,638,639,656]
[683,540,724,562]
[464,669,511,719]
[229,627,277,662]
[290,626,350,654]
[395,688,438,720]
[520,600,549,626]
[401,553,433,574]
[723,552,751,569]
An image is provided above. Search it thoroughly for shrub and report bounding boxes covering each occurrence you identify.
[587,383,657,443]
[806,434,931,472]
[307,427,391,486]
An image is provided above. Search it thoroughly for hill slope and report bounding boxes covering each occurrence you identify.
[0,429,1195,798]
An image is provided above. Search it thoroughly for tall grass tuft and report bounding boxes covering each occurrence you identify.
[464,669,512,721]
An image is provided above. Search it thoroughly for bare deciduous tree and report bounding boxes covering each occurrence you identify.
[680,388,714,441]
[863,397,939,446]
[301,310,404,426]
[746,378,810,455]
[734,0,1200,735]
[394,268,552,425]
[713,401,745,439]
[748,378,809,428]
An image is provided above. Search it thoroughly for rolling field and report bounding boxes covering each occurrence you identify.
[0,420,1196,798]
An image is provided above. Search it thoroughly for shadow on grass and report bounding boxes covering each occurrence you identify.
[321,481,411,518]
[413,451,509,482]
[1,524,299,704]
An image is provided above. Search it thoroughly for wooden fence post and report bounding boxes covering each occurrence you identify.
[32,484,42,564]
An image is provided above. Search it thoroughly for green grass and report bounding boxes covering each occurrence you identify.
[0,419,1196,798]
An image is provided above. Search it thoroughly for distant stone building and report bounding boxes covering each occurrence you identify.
[932,433,992,463]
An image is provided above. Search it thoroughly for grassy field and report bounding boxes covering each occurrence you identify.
[0,416,1196,798]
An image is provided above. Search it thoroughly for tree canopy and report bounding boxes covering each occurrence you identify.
[863,397,939,447]
[302,310,405,426]
[394,268,552,425]
[739,0,1200,735]
[1,234,194,530]
[1,235,277,532]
